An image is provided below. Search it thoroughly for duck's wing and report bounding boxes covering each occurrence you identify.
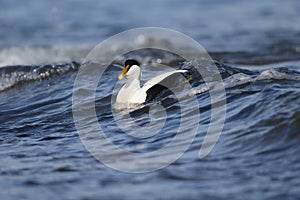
[142,70,187,102]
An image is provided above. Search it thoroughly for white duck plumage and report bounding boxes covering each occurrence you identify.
[116,59,187,106]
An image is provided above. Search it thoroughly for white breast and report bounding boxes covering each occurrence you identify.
[116,79,146,104]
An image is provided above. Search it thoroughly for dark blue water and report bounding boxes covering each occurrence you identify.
[1,0,300,199]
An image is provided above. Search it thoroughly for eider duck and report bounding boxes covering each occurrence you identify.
[116,59,187,105]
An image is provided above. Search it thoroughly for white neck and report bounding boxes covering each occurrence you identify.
[126,65,141,81]
[116,65,142,104]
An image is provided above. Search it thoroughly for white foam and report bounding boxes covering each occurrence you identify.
[190,68,300,96]
[0,45,91,67]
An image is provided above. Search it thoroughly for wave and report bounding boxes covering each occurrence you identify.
[1,56,300,94]
[189,61,300,95]
[0,62,80,91]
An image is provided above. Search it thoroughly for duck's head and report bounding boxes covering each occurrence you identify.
[118,59,141,80]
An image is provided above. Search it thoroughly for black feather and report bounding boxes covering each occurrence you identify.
[145,72,185,103]
[124,59,140,70]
